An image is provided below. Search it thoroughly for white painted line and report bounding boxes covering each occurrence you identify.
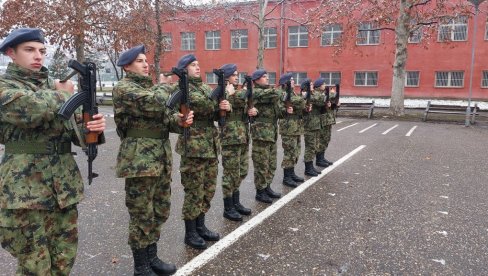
[438,211,448,215]
[405,125,417,136]
[337,123,359,132]
[336,121,343,124]
[382,124,399,135]
[358,123,378,133]
[174,145,367,276]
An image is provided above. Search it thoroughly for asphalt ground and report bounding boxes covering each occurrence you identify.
[1,106,488,275]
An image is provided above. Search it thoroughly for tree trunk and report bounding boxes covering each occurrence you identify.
[390,0,410,116]
[256,0,268,68]
[153,0,162,79]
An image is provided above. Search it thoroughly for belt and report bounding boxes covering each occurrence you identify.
[254,117,276,123]
[5,141,72,154]
[192,120,215,128]
[126,129,169,139]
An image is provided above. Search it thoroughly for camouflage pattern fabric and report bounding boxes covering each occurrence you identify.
[279,91,306,169]
[221,144,248,197]
[281,135,300,169]
[0,205,78,275]
[252,140,277,190]
[318,125,332,152]
[125,176,171,249]
[303,91,324,161]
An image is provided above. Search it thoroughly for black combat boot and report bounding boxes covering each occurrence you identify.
[184,220,207,250]
[233,190,251,215]
[290,167,304,183]
[132,248,157,276]
[304,161,318,177]
[282,168,298,188]
[265,185,281,198]
[255,189,272,203]
[316,152,329,167]
[223,197,243,221]
[146,243,177,275]
[323,152,333,165]
[196,213,220,241]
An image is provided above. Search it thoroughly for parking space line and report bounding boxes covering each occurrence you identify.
[406,126,418,136]
[359,123,377,133]
[382,124,399,135]
[337,122,359,132]
[174,145,367,276]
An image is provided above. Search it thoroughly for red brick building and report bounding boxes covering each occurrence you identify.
[147,1,488,100]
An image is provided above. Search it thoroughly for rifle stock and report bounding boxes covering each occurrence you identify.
[211,69,226,128]
[243,75,254,124]
[166,67,191,154]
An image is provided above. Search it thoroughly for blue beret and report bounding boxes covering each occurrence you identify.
[300,78,311,90]
[177,54,197,70]
[251,69,267,81]
[0,28,45,54]
[313,78,326,88]
[220,63,237,78]
[279,73,293,85]
[117,45,145,67]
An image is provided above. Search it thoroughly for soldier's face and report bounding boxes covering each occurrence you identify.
[6,42,46,72]
[290,78,295,87]
[320,84,326,90]
[310,82,314,90]
[124,54,149,76]
[228,71,238,85]
[255,74,269,86]
[187,61,200,78]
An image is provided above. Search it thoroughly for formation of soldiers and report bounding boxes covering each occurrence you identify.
[0,28,338,276]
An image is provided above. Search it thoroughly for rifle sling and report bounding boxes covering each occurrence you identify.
[5,141,72,154]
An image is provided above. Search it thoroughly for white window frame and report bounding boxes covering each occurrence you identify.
[485,22,488,40]
[205,31,221,50]
[435,71,464,88]
[357,22,380,45]
[408,27,422,43]
[268,72,276,85]
[405,71,420,87]
[264,27,277,49]
[320,72,341,86]
[354,71,378,86]
[238,72,247,85]
[288,26,308,48]
[438,16,468,42]
[162,33,172,51]
[231,29,248,49]
[482,70,488,88]
[206,72,217,84]
[181,32,195,51]
[291,72,308,86]
[321,24,342,46]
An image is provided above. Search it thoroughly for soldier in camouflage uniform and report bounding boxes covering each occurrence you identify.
[315,78,335,167]
[113,45,190,275]
[216,64,256,222]
[251,69,282,204]
[278,73,306,188]
[173,54,230,250]
[0,28,106,275]
[302,79,323,177]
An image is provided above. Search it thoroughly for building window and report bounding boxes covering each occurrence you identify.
[438,16,468,42]
[205,31,221,50]
[162,33,172,51]
[264,27,277,49]
[291,72,308,86]
[435,71,464,87]
[357,22,380,45]
[320,72,341,85]
[238,72,247,85]
[181,32,195,51]
[321,24,342,46]
[408,27,422,43]
[354,71,378,86]
[231,29,248,49]
[482,71,488,88]
[268,72,276,85]
[206,72,217,84]
[288,26,308,47]
[405,71,420,87]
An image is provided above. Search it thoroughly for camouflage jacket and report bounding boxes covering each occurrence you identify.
[250,84,282,142]
[279,90,306,136]
[0,63,83,210]
[221,87,249,146]
[326,92,337,125]
[113,73,181,178]
[303,91,322,131]
[175,77,219,158]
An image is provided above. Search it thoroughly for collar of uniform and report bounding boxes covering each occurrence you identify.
[5,62,49,87]
[254,83,270,89]
[188,76,202,86]
[125,72,153,88]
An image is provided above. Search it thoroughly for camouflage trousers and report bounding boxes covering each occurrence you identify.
[281,135,300,169]
[304,130,321,162]
[125,175,171,250]
[317,125,332,152]
[252,140,277,190]
[222,144,249,198]
[0,205,78,276]
[180,157,218,220]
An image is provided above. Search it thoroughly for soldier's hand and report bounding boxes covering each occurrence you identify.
[306,105,312,112]
[159,74,172,84]
[248,107,258,117]
[287,106,294,114]
[86,113,106,134]
[226,83,235,96]
[178,110,194,126]
[55,79,75,94]
[219,100,231,111]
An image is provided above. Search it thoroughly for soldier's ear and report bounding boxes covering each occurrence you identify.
[5,47,16,60]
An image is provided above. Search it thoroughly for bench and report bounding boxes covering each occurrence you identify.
[422,101,478,123]
[336,100,375,119]
[96,92,113,105]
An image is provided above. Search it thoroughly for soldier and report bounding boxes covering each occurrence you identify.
[217,64,257,221]
[314,78,334,167]
[0,28,106,275]
[302,79,323,176]
[250,69,282,204]
[278,73,306,188]
[113,45,192,275]
[174,54,230,249]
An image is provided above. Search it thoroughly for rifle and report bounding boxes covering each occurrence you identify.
[209,69,226,129]
[57,60,100,185]
[304,80,312,113]
[331,84,340,110]
[242,75,254,124]
[166,67,191,155]
[283,80,293,119]
[321,86,330,114]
